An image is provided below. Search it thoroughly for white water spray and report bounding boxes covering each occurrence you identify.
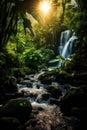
[58,30,77,67]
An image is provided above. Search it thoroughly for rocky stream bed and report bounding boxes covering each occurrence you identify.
[0,69,87,130]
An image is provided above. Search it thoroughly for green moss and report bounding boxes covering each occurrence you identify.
[47,85,62,99]
[0,98,32,123]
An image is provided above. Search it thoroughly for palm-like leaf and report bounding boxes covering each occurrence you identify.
[0,0,40,50]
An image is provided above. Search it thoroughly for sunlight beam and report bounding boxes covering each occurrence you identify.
[39,1,51,14]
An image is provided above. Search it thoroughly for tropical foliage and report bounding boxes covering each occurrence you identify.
[0,0,87,87]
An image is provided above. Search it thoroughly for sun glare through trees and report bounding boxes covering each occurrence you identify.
[39,0,51,14]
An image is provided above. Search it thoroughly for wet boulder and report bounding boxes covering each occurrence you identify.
[0,76,23,105]
[19,80,32,88]
[47,85,62,99]
[0,98,32,123]
[36,92,51,103]
[60,85,87,119]
[0,117,21,130]
[4,76,18,93]
[39,72,56,85]
[49,98,61,106]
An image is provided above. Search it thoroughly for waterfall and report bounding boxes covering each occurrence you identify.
[48,30,77,69]
[58,30,77,67]
[58,30,71,56]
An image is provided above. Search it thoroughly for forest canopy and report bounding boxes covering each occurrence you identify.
[0,0,87,86]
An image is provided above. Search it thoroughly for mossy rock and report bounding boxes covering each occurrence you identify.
[47,85,62,99]
[3,76,18,93]
[0,98,32,123]
[60,86,87,118]
[0,117,21,130]
[55,71,72,84]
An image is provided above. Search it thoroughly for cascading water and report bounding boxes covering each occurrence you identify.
[58,30,71,56]
[58,30,77,67]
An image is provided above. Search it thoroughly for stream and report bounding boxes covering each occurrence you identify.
[18,70,58,109]
[17,69,65,110]
[17,69,78,130]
